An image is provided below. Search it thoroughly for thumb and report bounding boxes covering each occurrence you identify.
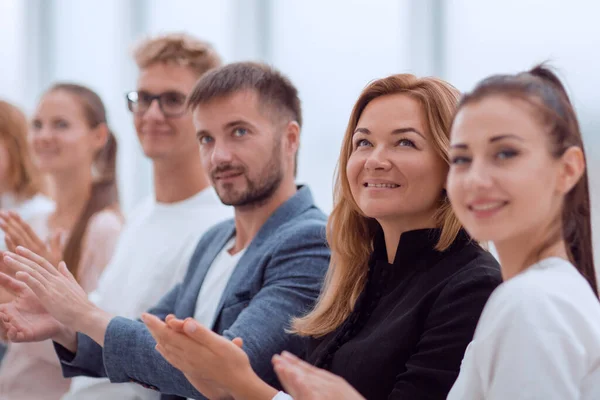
[58,261,77,284]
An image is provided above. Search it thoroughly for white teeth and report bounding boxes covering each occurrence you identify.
[471,202,504,211]
[366,183,399,188]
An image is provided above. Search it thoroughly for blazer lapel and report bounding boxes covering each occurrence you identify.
[179,222,236,317]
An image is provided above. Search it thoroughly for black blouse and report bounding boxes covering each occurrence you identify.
[307,228,501,400]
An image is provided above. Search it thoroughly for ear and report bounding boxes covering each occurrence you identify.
[557,146,585,194]
[90,122,109,152]
[283,121,301,157]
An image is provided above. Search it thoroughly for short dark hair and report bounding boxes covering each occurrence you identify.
[186,62,302,127]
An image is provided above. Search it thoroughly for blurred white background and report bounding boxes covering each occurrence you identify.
[1,0,599,256]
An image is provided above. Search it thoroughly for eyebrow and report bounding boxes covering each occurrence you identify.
[354,127,425,139]
[451,133,524,149]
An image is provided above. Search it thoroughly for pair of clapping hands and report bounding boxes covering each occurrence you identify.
[143,313,365,400]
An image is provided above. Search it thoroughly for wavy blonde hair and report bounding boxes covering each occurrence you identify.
[292,74,462,337]
[133,32,222,78]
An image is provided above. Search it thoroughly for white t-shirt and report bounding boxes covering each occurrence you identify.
[448,257,600,400]
[187,238,246,400]
[63,187,232,400]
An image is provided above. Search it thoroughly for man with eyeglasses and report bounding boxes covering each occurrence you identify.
[60,33,233,400]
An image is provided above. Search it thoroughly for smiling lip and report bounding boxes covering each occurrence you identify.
[362,179,401,189]
[467,199,508,218]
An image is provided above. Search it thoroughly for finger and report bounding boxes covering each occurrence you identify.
[141,313,169,342]
[274,361,307,399]
[0,272,27,294]
[280,351,322,375]
[165,316,186,332]
[1,214,34,248]
[58,262,77,285]
[182,319,217,345]
[14,247,59,276]
[9,212,45,250]
[155,343,186,371]
[4,235,17,253]
[232,337,244,349]
[4,254,51,285]
[15,271,48,301]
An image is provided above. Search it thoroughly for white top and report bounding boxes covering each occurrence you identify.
[447,257,600,400]
[63,187,232,400]
[0,193,54,250]
[187,237,246,400]
[192,237,246,327]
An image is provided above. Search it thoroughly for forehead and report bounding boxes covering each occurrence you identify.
[137,63,199,93]
[36,91,82,117]
[357,93,426,133]
[451,96,543,143]
[192,90,269,127]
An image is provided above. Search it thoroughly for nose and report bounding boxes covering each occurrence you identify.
[463,159,494,191]
[142,99,165,121]
[364,146,392,171]
[32,127,53,141]
[210,140,234,166]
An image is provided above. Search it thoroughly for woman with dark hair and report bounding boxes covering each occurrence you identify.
[141,73,502,400]
[445,65,600,399]
[0,84,123,399]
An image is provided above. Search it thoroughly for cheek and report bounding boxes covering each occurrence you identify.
[345,154,362,183]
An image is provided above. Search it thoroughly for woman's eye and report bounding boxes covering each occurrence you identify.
[355,139,371,147]
[450,156,471,166]
[55,120,69,129]
[397,139,415,148]
[496,150,518,160]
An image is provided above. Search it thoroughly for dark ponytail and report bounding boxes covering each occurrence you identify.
[457,64,597,296]
[47,83,120,281]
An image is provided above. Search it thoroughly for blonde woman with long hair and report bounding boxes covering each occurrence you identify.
[142,74,502,400]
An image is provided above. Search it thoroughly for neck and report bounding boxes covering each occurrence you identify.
[494,233,569,281]
[47,169,93,227]
[230,178,297,254]
[378,213,438,264]
[152,154,210,203]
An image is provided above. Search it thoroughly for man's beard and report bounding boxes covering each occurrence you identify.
[212,141,284,208]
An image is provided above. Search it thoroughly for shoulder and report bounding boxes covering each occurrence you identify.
[442,243,502,292]
[267,208,328,248]
[85,208,124,239]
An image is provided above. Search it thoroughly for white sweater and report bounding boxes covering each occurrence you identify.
[448,257,600,400]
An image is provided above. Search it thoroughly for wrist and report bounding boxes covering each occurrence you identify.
[52,324,77,353]
[74,304,113,347]
[231,368,278,400]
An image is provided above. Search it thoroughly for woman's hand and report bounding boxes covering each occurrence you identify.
[273,352,365,400]
[0,211,63,268]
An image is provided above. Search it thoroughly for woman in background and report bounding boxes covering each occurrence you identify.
[0,100,54,255]
[0,84,123,400]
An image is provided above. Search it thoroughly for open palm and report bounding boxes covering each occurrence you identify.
[0,272,63,342]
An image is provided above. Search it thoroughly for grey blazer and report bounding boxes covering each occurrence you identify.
[54,186,330,399]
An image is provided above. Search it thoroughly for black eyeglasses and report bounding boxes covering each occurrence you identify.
[126,91,188,117]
